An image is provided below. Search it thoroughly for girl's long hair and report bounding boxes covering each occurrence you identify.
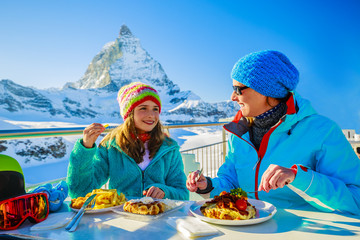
[99,111,165,163]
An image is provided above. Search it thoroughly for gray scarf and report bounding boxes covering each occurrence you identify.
[250,102,287,150]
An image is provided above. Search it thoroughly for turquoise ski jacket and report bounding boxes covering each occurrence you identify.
[67,137,189,200]
[211,92,360,215]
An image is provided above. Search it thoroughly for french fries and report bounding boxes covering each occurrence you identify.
[71,189,126,210]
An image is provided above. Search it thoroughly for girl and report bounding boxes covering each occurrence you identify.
[67,82,188,200]
[187,50,360,215]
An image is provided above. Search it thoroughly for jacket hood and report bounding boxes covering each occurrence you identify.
[278,91,317,132]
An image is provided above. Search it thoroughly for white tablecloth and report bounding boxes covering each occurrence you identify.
[1,200,360,240]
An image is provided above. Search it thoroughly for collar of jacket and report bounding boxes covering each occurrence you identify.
[223,92,298,137]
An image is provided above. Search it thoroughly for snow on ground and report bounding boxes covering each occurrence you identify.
[3,120,87,129]
[177,126,224,151]
[0,117,23,129]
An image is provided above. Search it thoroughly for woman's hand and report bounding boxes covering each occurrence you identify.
[143,186,165,199]
[186,170,207,192]
[259,164,296,192]
[82,123,106,148]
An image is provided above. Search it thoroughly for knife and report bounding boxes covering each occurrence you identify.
[65,194,97,231]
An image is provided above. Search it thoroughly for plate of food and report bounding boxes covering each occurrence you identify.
[189,188,276,226]
[112,197,188,221]
[70,189,127,214]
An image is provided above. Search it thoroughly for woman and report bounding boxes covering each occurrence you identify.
[67,82,189,200]
[187,50,360,214]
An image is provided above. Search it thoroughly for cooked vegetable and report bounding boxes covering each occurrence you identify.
[230,188,248,198]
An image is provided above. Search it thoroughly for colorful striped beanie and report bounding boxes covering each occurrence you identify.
[117,82,161,120]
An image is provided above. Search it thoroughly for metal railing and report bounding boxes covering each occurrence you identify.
[181,141,226,178]
[0,122,228,190]
[0,122,228,140]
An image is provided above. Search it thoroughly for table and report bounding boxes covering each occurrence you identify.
[1,200,360,240]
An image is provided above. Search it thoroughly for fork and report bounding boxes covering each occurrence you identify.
[195,168,203,182]
[66,195,97,232]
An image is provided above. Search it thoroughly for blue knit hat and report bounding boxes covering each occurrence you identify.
[231,50,299,98]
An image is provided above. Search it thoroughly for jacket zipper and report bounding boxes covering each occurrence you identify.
[223,128,261,197]
[254,119,284,199]
[224,119,284,200]
[142,170,145,194]
[253,94,297,198]
[137,144,177,195]
[224,94,297,200]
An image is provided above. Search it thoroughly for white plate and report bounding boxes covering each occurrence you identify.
[112,199,188,222]
[69,204,123,214]
[189,198,276,226]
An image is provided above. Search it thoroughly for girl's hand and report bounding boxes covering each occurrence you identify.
[259,164,296,192]
[143,186,165,199]
[186,170,207,192]
[82,123,106,148]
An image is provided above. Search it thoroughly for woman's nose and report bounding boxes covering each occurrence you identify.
[231,91,238,101]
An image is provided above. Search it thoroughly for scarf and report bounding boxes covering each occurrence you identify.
[131,133,151,143]
[250,102,287,150]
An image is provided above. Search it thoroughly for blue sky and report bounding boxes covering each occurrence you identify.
[1,0,359,132]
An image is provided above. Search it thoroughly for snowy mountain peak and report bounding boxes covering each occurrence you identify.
[119,24,133,37]
[64,24,161,90]
[62,24,186,105]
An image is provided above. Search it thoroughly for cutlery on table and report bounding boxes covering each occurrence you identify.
[247,190,260,194]
[65,194,97,232]
[195,168,203,182]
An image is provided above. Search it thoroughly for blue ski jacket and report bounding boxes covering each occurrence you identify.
[211,92,360,215]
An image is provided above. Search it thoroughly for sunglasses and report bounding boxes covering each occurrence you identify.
[0,193,49,230]
[233,85,249,95]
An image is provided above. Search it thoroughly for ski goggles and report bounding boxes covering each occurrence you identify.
[0,193,49,230]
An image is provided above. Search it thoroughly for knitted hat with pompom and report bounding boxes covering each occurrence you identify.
[117,82,161,120]
[231,50,299,98]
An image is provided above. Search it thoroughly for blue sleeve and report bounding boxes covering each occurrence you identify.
[210,134,241,197]
[66,139,110,198]
[289,123,360,215]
